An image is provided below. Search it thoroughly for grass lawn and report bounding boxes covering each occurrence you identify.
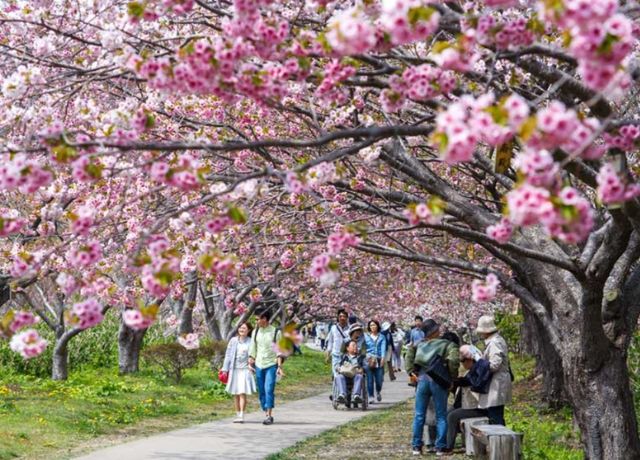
[0,345,330,460]
[268,354,583,460]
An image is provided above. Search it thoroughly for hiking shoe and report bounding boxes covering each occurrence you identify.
[352,394,363,404]
[336,393,346,404]
[376,392,382,402]
[263,416,274,425]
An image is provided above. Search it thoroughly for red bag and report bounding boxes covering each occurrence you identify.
[218,370,229,384]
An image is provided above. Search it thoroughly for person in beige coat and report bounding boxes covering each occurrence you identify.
[476,315,512,425]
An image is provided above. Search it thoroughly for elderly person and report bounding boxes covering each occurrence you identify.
[334,340,366,404]
[476,315,512,426]
[445,345,488,451]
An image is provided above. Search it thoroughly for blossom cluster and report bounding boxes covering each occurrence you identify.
[0,154,53,194]
[9,329,48,359]
[431,93,529,164]
[327,228,362,255]
[123,307,157,330]
[596,163,640,205]
[0,209,27,237]
[150,155,204,191]
[403,201,444,226]
[381,65,456,112]
[471,273,500,303]
[540,0,632,94]
[141,235,181,298]
[67,240,102,269]
[178,332,200,350]
[280,249,296,269]
[475,15,536,50]
[68,298,104,330]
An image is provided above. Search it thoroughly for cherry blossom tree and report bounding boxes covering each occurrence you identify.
[2,0,640,457]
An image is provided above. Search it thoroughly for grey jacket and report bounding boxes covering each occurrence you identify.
[478,333,512,409]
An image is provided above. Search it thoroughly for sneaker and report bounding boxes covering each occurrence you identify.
[376,392,382,402]
[336,393,346,404]
[426,446,436,453]
[233,415,243,423]
[412,449,422,456]
[262,416,274,425]
[436,450,452,457]
[352,394,363,404]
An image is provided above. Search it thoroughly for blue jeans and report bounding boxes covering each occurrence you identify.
[412,377,448,450]
[365,365,384,397]
[255,364,277,411]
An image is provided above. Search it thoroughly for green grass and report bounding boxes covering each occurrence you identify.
[268,354,583,460]
[0,345,330,460]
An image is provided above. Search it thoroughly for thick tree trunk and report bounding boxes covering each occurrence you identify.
[118,319,147,374]
[565,350,640,460]
[521,308,566,407]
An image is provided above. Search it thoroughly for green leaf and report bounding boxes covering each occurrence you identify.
[227,207,247,224]
[128,1,145,17]
[432,41,451,54]
[407,6,435,25]
[51,144,77,163]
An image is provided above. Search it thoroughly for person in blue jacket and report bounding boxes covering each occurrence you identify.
[364,319,387,403]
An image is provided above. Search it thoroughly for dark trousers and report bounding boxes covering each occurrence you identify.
[486,405,505,425]
[446,408,488,449]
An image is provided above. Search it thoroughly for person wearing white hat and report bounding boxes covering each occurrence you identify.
[475,315,512,426]
[381,321,396,381]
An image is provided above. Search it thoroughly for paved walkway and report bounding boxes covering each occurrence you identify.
[75,376,414,460]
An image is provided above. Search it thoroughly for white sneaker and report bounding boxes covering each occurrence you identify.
[233,415,244,423]
[412,449,422,456]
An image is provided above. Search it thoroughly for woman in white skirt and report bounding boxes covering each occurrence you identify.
[221,322,257,423]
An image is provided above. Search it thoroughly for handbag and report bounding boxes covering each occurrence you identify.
[218,369,229,384]
[338,363,358,378]
[367,356,379,369]
[425,354,452,389]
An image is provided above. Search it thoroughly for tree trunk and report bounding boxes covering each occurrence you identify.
[565,349,640,460]
[521,308,567,407]
[118,319,147,374]
[52,329,69,381]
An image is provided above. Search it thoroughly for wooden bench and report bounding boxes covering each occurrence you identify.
[460,417,490,455]
[471,424,524,460]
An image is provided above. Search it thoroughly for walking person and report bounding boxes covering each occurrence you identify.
[391,322,404,372]
[364,320,387,403]
[406,319,459,456]
[248,311,284,425]
[381,321,396,381]
[409,315,425,346]
[326,309,350,375]
[221,322,257,423]
[476,315,512,425]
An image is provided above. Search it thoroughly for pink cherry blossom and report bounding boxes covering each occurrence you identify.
[9,329,48,359]
[178,332,200,349]
[471,273,500,303]
[486,218,514,244]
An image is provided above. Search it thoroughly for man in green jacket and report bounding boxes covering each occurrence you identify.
[248,311,283,425]
[408,319,459,456]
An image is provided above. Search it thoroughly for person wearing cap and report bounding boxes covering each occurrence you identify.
[326,309,350,376]
[346,322,366,355]
[406,319,459,457]
[475,315,512,426]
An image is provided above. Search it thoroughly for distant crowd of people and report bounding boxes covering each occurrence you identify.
[219,309,513,457]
